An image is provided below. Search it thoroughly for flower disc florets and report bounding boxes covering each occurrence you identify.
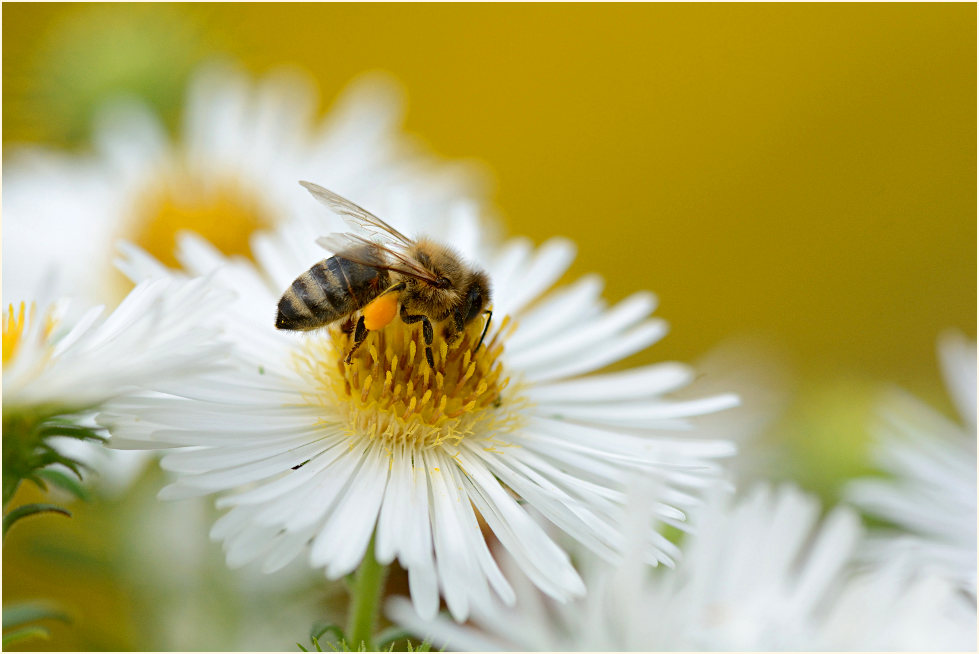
[294,315,519,451]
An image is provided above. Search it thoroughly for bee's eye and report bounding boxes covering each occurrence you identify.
[435,276,451,289]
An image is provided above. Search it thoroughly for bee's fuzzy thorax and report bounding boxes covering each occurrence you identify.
[401,238,490,323]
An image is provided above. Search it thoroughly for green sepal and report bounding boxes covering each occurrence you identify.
[3,503,72,537]
[32,447,88,480]
[375,627,415,649]
[3,411,102,508]
[311,622,345,643]
[2,625,51,646]
[2,602,70,646]
[33,468,91,501]
[298,622,346,651]
[3,603,70,630]
[37,421,106,442]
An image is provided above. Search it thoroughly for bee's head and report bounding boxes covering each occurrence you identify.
[462,270,491,326]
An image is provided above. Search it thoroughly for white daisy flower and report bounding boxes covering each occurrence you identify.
[99,183,739,623]
[390,483,977,651]
[2,60,484,308]
[3,279,229,411]
[846,331,977,596]
[3,277,231,500]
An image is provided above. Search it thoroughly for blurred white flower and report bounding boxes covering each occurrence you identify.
[99,184,738,623]
[115,469,337,651]
[2,60,485,308]
[2,277,230,496]
[678,336,791,484]
[3,278,228,411]
[846,330,977,596]
[389,483,977,651]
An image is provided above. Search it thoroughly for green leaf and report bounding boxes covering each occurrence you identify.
[2,625,51,646]
[297,643,309,652]
[3,603,70,629]
[3,503,72,537]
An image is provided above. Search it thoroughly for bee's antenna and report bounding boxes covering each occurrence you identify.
[475,309,493,351]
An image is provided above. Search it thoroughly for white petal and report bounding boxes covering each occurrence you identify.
[505,274,604,351]
[526,361,694,403]
[519,319,669,383]
[308,444,389,576]
[322,444,391,577]
[937,330,976,429]
[493,237,576,318]
[509,291,656,371]
[425,450,487,621]
[407,555,441,621]
[375,444,413,565]
[215,436,348,508]
[457,447,583,601]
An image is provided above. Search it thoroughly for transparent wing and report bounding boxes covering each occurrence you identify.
[316,233,440,284]
[300,181,413,246]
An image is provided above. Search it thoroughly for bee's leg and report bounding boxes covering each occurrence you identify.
[345,315,368,364]
[442,310,465,344]
[476,309,493,351]
[400,306,435,368]
[340,317,357,334]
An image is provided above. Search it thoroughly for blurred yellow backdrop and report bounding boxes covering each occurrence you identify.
[2,4,975,650]
[5,3,974,397]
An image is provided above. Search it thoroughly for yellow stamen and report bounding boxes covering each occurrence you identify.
[3,302,60,367]
[293,313,522,451]
[3,302,29,366]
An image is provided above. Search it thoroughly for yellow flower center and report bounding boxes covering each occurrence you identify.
[2,302,58,367]
[127,171,275,267]
[2,302,31,366]
[293,313,522,451]
[111,170,276,298]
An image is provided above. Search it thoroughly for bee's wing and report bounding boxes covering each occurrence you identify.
[317,233,441,284]
[300,181,414,246]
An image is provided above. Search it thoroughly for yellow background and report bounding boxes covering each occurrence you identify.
[2,4,976,650]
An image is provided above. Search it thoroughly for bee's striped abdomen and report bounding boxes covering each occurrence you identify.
[275,255,388,332]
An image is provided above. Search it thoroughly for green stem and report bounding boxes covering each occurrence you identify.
[2,474,22,509]
[346,537,388,651]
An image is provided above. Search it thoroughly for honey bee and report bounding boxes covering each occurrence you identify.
[275,181,492,368]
